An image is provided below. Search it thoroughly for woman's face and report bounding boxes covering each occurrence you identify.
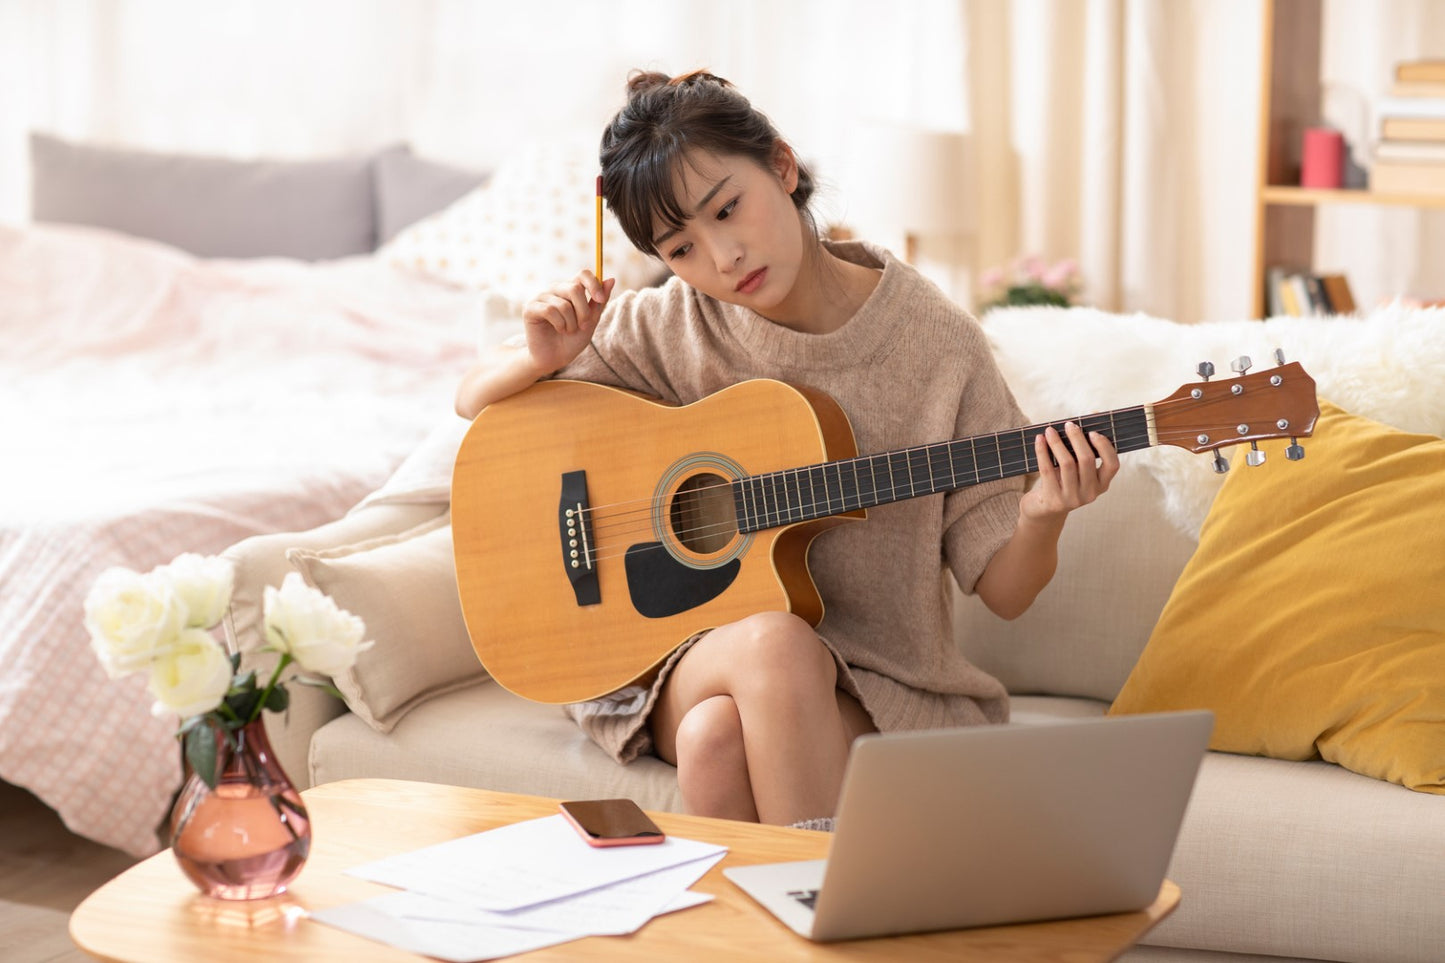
[650,146,809,321]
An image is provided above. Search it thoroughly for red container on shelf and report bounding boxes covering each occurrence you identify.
[1300,127,1345,188]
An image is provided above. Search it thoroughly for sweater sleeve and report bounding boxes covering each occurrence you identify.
[553,279,688,401]
[940,318,1028,594]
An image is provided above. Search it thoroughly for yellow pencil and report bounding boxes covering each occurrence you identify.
[595,175,604,281]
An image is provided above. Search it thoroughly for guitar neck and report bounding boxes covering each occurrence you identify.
[732,405,1154,533]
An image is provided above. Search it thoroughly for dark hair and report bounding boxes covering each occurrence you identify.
[600,70,818,257]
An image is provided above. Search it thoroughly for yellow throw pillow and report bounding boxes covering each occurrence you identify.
[1109,400,1445,793]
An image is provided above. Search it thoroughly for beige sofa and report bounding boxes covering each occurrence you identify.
[222,307,1445,963]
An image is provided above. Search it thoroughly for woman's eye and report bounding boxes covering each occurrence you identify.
[717,199,738,220]
[669,242,692,260]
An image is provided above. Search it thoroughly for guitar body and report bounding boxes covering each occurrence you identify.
[451,379,865,705]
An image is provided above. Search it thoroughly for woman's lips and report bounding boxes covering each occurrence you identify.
[736,267,767,294]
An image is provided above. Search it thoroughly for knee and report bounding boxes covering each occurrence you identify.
[728,612,837,697]
[674,696,746,766]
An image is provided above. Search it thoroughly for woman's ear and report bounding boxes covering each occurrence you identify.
[772,141,800,194]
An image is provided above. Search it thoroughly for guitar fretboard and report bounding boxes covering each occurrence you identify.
[731,406,1152,533]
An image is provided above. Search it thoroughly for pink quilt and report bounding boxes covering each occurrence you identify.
[0,224,482,856]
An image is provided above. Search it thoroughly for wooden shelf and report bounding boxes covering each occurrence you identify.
[1249,0,1445,316]
[1261,185,1445,208]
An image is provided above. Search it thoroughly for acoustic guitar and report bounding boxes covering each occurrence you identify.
[452,355,1318,704]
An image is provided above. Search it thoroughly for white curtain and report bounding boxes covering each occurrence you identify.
[1,0,1438,323]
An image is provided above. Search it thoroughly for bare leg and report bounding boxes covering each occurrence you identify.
[650,612,876,825]
[671,695,758,822]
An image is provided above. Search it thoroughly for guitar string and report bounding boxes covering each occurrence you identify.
[571,389,1299,547]
[577,423,1281,554]
[566,412,1290,566]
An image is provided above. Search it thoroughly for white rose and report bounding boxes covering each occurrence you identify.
[84,567,187,679]
[263,572,370,676]
[158,553,235,629]
[147,627,234,719]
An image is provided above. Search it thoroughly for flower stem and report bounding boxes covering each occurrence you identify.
[248,652,292,726]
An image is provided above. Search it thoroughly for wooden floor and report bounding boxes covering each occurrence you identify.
[0,781,139,963]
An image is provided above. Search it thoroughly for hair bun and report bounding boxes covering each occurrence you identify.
[625,70,672,98]
[625,69,730,100]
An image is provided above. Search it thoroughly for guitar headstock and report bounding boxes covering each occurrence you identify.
[1151,352,1318,471]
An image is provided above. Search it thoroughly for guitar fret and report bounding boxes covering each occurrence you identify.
[736,403,1161,532]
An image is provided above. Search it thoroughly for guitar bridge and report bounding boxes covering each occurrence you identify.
[558,470,600,607]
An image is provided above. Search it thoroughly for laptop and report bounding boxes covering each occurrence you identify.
[724,710,1212,942]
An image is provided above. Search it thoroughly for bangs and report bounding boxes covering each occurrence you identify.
[606,139,718,257]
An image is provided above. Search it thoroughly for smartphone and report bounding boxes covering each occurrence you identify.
[559,798,665,847]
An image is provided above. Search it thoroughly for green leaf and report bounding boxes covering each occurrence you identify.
[185,724,219,789]
[264,686,290,713]
[230,651,242,672]
[229,669,257,694]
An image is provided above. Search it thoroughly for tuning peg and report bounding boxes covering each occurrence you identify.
[1197,361,1215,381]
[1212,450,1231,474]
[1273,348,1287,366]
[1231,355,1253,376]
[1286,439,1306,461]
[1246,441,1266,467]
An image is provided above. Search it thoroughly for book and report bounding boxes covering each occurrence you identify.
[1375,95,1445,121]
[1269,270,1355,317]
[1264,266,1287,318]
[1375,140,1445,163]
[1389,80,1445,99]
[1371,158,1445,195]
[1319,274,1356,315]
[1381,117,1445,141]
[1397,60,1445,84]
[1277,272,1302,316]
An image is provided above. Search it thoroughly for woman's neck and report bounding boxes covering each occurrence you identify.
[764,237,881,335]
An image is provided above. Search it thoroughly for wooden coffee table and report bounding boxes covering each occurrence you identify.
[71,778,1178,961]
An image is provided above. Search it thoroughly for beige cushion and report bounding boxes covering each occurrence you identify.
[309,682,684,813]
[955,464,1198,702]
[287,513,486,733]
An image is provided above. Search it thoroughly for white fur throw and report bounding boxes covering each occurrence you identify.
[981,303,1445,539]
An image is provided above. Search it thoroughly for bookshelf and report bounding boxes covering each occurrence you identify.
[1251,0,1445,317]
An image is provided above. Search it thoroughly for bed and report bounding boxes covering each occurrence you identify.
[0,134,662,857]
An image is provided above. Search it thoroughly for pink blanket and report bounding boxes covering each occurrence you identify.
[0,224,482,856]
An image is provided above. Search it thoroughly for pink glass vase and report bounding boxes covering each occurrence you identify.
[169,718,311,900]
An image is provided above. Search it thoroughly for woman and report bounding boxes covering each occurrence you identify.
[456,70,1117,828]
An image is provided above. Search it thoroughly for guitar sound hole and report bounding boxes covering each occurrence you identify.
[670,473,739,555]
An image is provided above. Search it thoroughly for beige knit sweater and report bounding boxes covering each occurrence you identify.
[558,241,1027,744]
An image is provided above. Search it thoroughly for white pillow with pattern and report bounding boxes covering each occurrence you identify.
[378,139,665,310]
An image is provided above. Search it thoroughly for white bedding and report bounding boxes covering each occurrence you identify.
[0,223,483,856]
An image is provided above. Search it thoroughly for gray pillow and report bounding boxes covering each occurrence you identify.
[29,132,382,260]
[373,147,489,243]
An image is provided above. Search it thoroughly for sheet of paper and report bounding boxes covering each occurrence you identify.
[310,863,717,961]
[394,852,724,936]
[310,898,582,963]
[348,814,727,911]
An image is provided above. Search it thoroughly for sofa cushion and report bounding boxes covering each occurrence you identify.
[308,682,684,813]
[954,464,1197,702]
[287,513,485,734]
[1013,696,1445,963]
[29,132,382,259]
[1110,401,1445,794]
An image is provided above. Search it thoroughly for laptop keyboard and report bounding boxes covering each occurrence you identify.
[787,888,819,911]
